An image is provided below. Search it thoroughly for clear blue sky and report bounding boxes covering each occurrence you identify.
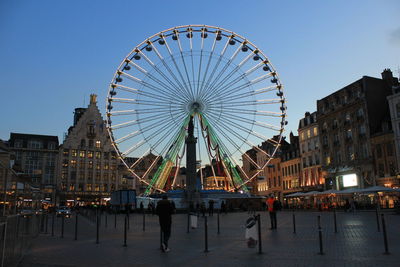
[1,0,399,142]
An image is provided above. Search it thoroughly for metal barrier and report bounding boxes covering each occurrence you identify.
[0,214,43,267]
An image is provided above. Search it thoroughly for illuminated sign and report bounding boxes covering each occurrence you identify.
[342,174,358,187]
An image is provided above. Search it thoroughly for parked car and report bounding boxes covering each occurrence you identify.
[56,206,72,217]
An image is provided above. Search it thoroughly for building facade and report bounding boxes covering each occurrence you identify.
[298,112,324,191]
[281,133,301,197]
[317,70,397,190]
[386,76,400,171]
[8,133,59,208]
[57,94,135,205]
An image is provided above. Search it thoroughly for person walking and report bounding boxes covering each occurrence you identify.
[156,195,175,252]
[267,194,277,230]
[208,199,214,216]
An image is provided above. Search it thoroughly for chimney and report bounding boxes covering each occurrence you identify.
[381,69,394,86]
[90,94,97,104]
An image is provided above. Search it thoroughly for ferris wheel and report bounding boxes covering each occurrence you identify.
[106,25,287,195]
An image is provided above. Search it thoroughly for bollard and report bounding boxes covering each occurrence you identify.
[61,216,65,238]
[96,214,99,244]
[317,215,324,255]
[74,214,78,241]
[381,214,390,255]
[115,212,117,229]
[51,214,55,237]
[187,212,190,233]
[333,208,337,233]
[160,228,163,250]
[375,207,380,232]
[142,211,145,232]
[40,214,45,232]
[217,211,220,235]
[204,216,209,253]
[292,211,296,234]
[257,214,262,254]
[45,214,48,234]
[123,216,127,247]
[105,215,108,228]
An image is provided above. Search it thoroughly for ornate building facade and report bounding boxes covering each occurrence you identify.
[57,94,135,204]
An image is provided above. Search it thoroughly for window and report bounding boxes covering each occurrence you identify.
[387,143,394,157]
[28,140,43,149]
[307,129,311,138]
[313,127,318,136]
[95,151,101,159]
[96,140,101,148]
[333,119,339,129]
[86,184,92,191]
[357,108,364,117]
[378,163,384,177]
[62,159,68,168]
[323,122,328,131]
[79,150,85,158]
[104,152,110,160]
[70,160,77,168]
[301,132,305,141]
[346,129,352,139]
[79,160,85,169]
[345,113,351,123]
[335,150,341,164]
[104,163,109,170]
[88,161,93,169]
[71,149,77,157]
[79,171,85,181]
[14,139,23,148]
[80,139,86,147]
[89,139,94,148]
[63,149,69,156]
[348,146,354,161]
[361,143,369,158]
[376,144,382,158]
[359,124,366,135]
[48,142,56,150]
[88,151,93,158]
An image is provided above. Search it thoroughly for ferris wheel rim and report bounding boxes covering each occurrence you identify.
[105,25,286,194]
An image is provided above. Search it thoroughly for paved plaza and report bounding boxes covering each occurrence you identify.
[18,210,400,267]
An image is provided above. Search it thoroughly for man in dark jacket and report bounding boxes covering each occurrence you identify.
[156,195,174,252]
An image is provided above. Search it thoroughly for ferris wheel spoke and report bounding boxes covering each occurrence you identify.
[202,116,255,185]
[195,28,206,98]
[110,111,181,130]
[197,31,218,99]
[208,106,284,118]
[200,40,243,100]
[217,110,282,132]
[126,57,190,102]
[198,35,231,99]
[176,32,196,100]
[203,114,260,168]
[207,84,279,105]
[202,52,254,102]
[163,35,196,101]
[149,39,192,102]
[118,71,187,103]
[203,64,271,104]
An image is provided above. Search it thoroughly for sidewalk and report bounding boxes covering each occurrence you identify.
[18,211,400,267]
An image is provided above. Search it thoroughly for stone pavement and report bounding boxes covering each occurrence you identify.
[18,210,400,267]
